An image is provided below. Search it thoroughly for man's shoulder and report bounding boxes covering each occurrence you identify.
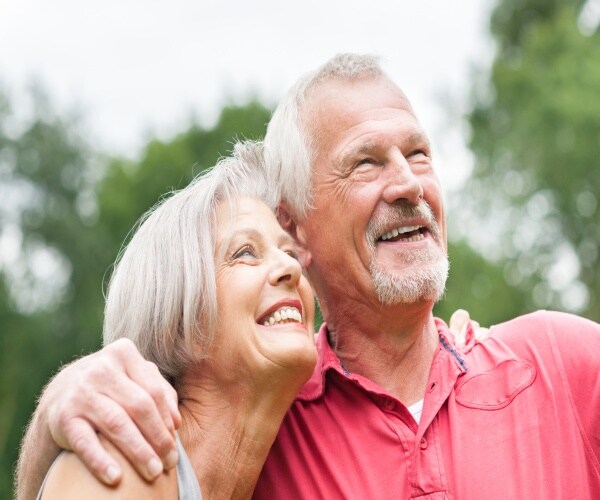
[491,310,599,341]
[484,310,600,371]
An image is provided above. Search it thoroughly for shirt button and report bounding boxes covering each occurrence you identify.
[420,437,428,450]
[384,399,395,410]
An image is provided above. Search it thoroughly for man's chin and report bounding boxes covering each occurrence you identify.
[370,258,449,306]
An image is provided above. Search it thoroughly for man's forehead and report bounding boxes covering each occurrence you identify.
[305,79,423,155]
[307,76,410,109]
[305,78,415,135]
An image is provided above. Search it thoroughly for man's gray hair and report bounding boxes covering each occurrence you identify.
[103,141,276,379]
[264,53,384,219]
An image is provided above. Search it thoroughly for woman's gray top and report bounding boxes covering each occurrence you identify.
[176,434,203,500]
[37,434,202,499]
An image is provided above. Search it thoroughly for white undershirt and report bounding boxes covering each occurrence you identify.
[408,399,424,424]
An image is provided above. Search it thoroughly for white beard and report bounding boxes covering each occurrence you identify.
[366,200,449,305]
[370,252,449,305]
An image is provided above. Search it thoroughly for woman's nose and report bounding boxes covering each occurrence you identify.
[270,249,302,287]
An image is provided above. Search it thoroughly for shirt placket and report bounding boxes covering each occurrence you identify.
[408,341,467,499]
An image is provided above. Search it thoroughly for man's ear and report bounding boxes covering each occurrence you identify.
[277,201,311,268]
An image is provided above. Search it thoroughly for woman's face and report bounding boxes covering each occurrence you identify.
[210,197,316,383]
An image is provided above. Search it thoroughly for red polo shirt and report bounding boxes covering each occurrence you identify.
[254,311,600,499]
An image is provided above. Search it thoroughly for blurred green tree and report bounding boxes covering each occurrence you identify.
[0,84,101,497]
[434,240,531,329]
[462,0,600,319]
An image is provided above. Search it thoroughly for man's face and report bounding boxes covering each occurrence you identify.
[297,77,448,307]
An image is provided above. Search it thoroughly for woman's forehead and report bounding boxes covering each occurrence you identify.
[216,197,288,243]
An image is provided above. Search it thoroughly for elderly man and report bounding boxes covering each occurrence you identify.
[17,54,600,499]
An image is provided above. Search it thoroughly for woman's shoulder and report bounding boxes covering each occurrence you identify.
[40,436,178,499]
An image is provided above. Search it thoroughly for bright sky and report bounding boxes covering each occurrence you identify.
[0,0,495,189]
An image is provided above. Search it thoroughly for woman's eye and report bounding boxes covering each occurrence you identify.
[285,249,300,261]
[233,245,256,260]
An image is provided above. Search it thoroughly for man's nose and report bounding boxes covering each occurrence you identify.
[381,152,424,206]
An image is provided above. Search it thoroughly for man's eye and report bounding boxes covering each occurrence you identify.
[356,158,374,167]
[408,149,429,159]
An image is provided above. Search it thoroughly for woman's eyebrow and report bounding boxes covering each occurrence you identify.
[226,227,260,246]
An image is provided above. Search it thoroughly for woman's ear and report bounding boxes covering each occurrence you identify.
[277,202,311,268]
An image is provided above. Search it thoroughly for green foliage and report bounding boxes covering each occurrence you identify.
[490,0,588,50]
[435,240,531,328]
[0,85,101,497]
[464,0,600,319]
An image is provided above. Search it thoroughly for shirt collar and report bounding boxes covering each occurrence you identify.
[296,323,340,401]
[296,319,468,402]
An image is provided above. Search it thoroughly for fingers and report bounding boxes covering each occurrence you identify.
[50,367,173,482]
[65,418,122,485]
[93,392,172,481]
[449,309,470,348]
[115,362,181,472]
[94,340,180,475]
[126,358,181,436]
[46,339,181,485]
[449,309,470,333]
[473,325,491,342]
[448,309,491,347]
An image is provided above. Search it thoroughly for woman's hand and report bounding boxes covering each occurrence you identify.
[449,309,490,348]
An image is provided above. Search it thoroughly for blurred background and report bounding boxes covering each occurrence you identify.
[1,0,599,495]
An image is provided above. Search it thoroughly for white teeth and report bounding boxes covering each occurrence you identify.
[380,225,423,241]
[261,307,302,326]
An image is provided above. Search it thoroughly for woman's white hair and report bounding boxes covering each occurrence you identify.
[264,53,384,219]
[103,141,276,379]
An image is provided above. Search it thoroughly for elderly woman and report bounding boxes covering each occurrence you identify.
[37,142,317,499]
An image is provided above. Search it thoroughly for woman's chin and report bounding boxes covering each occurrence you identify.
[255,324,317,375]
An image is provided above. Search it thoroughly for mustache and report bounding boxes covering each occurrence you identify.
[366,201,441,250]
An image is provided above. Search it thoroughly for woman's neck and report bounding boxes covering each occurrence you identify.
[176,370,306,499]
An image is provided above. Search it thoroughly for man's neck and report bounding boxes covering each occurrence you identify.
[325,299,439,405]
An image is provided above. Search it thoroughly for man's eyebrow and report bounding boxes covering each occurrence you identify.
[338,132,430,161]
[343,142,377,159]
[406,131,431,149]
[336,141,378,169]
